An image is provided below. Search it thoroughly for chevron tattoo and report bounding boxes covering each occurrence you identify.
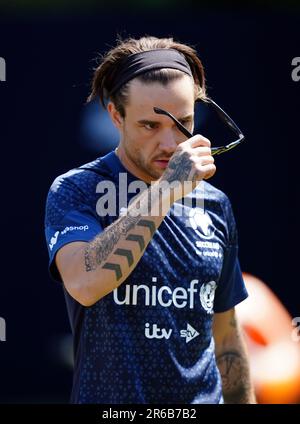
[84,187,158,278]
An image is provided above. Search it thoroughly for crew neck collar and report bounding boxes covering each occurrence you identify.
[101,149,152,187]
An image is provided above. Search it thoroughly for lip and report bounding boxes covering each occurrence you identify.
[154,159,170,169]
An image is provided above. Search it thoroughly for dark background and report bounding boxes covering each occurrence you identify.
[0,1,299,402]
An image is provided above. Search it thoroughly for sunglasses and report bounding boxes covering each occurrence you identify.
[154,98,245,156]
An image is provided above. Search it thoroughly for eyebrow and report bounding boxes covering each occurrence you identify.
[137,114,193,125]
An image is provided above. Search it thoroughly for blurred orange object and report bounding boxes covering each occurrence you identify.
[235,272,300,404]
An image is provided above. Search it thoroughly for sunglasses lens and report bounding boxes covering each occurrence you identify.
[195,101,235,147]
[154,100,244,156]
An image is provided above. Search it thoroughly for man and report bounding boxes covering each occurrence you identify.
[45,36,255,404]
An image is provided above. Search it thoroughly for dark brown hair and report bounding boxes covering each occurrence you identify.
[87,36,207,117]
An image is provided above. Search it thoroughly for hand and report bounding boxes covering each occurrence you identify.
[159,134,216,201]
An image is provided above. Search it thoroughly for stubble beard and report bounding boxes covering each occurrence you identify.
[123,140,162,182]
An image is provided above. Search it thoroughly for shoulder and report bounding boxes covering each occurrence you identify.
[47,154,117,206]
[49,157,110,195]
[45,157,111,224]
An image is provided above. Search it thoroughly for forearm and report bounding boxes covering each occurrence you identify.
[215,312,256,404]
[71,180,172,305]
[216,347,256,404]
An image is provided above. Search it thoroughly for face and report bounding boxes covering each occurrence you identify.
[107,74,195,183]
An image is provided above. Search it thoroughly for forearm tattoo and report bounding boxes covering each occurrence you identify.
[84,187,157,280]
[216,315,254,404]
[217,352,250,402]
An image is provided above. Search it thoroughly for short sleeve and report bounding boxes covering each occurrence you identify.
[213,195,248,313]
[44,170,103,282]
[214,246,248,313]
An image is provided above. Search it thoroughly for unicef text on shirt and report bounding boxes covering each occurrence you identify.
[95,173,205,217]
[113,278,216,314]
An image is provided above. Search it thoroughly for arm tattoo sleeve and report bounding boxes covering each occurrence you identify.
[84,213,140,272]
[84,187,158,279]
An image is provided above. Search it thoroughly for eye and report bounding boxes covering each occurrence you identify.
[178,119,190,128]
[144,122,158,131]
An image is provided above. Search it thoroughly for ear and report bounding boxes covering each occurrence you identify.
[107,102,124,130]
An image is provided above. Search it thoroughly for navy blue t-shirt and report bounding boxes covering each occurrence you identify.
[44,150,248,404]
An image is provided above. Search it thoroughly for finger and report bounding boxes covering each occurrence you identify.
[194,163,216,180]
[202,164,216,180]
[190,146,212,157]
[187,161,216,182]
[184,134,211,148]
[191,155,215,165]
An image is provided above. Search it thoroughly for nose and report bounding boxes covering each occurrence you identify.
[158,128,178,154]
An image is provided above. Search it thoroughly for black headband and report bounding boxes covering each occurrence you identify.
[108,48,193,97]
